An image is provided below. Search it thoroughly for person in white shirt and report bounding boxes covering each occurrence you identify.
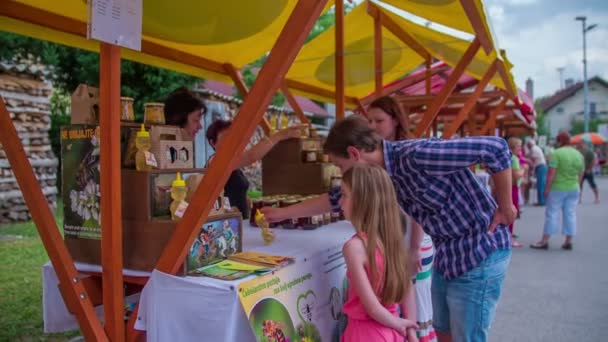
[525,138,548,205]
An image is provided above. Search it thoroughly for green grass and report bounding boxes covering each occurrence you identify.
[0,200,80,341]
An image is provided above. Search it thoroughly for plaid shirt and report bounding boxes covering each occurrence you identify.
[329,137,512,279]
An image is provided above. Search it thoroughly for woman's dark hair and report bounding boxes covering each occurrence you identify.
[368,96,408,140]
[206,119,232,145]
[164,87,207,127]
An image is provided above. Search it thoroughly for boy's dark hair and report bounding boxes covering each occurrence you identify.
[323,115,382,158]
[164,87,206,127]
[205,119,232,145]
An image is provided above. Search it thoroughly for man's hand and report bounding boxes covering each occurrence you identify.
[488,204,517,233]
[259,206,287,223]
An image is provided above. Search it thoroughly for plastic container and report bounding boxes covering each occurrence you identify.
[169,172,187,220]
[135,124,153,171]
[120,97,135,122]
[144,102,165,125]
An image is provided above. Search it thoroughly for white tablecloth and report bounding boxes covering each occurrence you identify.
[43,221,354,341]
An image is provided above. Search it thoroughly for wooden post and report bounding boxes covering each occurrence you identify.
[413,38,481,137]
[224,63,272,134]
[280,83,311,124]
[0,98,108,340]
[442,59,498,139]
[99,42,125,340]
[356,99,369,118]
[425,58,432,95]
[374,9,382,96]
[479,97,507,135]
[459,0,494,55]
[154,0,329,275]
[335,0,345,120]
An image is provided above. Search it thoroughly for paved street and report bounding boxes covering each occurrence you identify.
[492,177,608,342]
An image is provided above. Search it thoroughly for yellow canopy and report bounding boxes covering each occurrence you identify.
[0,0,331,83]
[286,4,425,104]
[378,7,507,90]
[379,0,496,49]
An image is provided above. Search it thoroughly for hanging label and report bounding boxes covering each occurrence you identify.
[174,201,189,218]
[88,0,143,51]
[143,151,158,167]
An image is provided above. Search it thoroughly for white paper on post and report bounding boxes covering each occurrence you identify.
[88,0,143,51]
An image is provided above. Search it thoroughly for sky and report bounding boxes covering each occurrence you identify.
[484,0,608,99]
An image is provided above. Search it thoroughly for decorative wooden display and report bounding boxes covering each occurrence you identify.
[262,137,336,196]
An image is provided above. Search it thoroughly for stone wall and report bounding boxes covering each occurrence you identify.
[0,59,58,224]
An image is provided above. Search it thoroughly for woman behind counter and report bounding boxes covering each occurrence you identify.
[163,87,300,219]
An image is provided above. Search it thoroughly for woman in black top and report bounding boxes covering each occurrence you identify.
[206,120,299,218]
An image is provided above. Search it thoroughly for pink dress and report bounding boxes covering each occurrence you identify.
[341,235,402,342]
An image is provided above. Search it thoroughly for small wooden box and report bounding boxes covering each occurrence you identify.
[157,140,194,169]
[262,137,322,165]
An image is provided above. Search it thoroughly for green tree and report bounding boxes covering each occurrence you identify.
[569,118,608,135]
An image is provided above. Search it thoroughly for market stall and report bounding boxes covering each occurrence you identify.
[0,1,532,341]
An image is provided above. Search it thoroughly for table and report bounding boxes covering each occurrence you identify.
[43,221,354,341]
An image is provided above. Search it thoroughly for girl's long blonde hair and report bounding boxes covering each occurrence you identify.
[342,165,410,304]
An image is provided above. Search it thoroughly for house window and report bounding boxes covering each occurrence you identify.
[556,107,564,114]
[590,102,597,114]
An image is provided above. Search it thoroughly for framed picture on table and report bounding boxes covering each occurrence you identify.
[185,212,243,275]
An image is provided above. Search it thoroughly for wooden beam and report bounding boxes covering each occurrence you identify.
[99,43,125,341]
[154,0,329,275]
[479,97,508,135]
[395,90,504,106]
[356,99,369,118]
[367,3,432,60]
[361,65,451,104]
[442,59,498,139]
[280,82,311,125]
[497,61,517,98]
[335,0,345,120]
[374,9,383,96]
[0,99,108,340]
[224,64,272,134]
[413,38,481,137]
[285,79,358,107]
[425,58,432,95]
[459,0,494,55]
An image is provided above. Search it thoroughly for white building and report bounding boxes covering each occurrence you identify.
[539,76,608,138]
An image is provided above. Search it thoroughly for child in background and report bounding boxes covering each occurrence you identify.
[340,165,418,342]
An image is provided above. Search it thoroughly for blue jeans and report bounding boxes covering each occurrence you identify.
[432,249,511,342]
[536,164,548,205]
[543,190,579,237]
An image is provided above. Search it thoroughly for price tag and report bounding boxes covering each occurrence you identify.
[88,0,143,51]
[143,151,158,167]
[174,201,189,218]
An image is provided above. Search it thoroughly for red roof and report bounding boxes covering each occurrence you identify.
[198,79,330,117]
[538,76,608,113]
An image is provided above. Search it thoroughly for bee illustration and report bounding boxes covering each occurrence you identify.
[75,147,100,189]
[262,320,289,342]
[299,296,316,322]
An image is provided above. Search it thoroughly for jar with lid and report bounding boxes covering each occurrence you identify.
[331,210,341,223]
[299,124,310,138]
[302,150,318,163]
[120,97,135,122]
[281,199,299,229]
[144,103,165,125]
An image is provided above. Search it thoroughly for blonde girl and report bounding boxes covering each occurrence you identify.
[340,165,418,341]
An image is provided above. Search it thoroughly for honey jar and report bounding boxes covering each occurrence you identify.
[120,97,135,122]
[144,102,165,125]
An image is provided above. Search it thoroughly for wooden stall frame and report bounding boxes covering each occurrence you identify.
[335,0,345,120]
[280,82,312,125]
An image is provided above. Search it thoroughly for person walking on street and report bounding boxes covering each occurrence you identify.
[531,132,584,250]
[525,138,548,206]
[577,141,600,204]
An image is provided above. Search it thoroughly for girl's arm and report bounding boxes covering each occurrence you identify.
[401,280,418,342]
[343,238,417,335]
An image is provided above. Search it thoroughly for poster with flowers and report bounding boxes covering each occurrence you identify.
[61,126,102,240]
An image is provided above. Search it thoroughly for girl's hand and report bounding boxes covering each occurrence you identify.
[392,317,418,336]
[406,328,419,342]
